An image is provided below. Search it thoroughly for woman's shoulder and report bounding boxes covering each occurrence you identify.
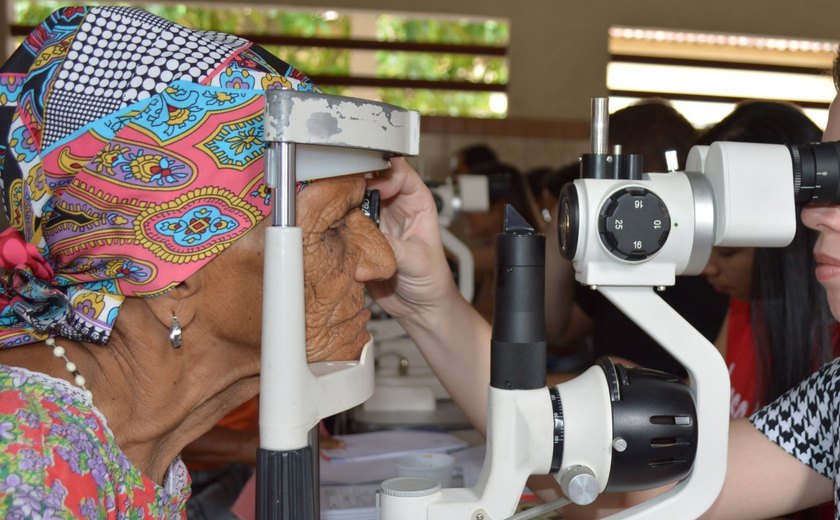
[0,363,190,518]
[762,358,839,412]
[815,357,840,389]
[0,363,95,418]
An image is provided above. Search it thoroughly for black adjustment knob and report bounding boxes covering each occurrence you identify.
[598,188,670,261]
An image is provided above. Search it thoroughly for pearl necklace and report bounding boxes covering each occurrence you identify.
[46,337,93,401]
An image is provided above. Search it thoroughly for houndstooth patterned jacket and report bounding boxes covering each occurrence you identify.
[750,358,840,519]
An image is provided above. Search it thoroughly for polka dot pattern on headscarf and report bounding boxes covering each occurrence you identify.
[0,6,318,347]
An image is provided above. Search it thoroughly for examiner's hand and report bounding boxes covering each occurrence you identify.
[367,159,492,434]
[365,157,460,320]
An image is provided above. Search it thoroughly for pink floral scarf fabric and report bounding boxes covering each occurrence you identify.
[0,6,317,347]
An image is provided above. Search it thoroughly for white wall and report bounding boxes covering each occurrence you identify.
[189,0,840,174]
[240,0,840,120]
[5,0,840,176]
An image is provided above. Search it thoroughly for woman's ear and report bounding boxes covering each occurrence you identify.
[145,273,203,331]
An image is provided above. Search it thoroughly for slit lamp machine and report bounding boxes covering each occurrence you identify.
[258,91,840,519]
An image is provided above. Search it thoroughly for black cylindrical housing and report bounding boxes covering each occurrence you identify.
[625,154,643,180]
[256,445,319,519]
[597,359,698,493]
[362,189,381,225]
[789,141,840,205]
[580,153,618,179]
[490,213,546,390]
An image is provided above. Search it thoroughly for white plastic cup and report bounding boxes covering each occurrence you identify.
[394,452,455,488]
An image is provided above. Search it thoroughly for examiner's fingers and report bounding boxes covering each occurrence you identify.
[366,157,426,200]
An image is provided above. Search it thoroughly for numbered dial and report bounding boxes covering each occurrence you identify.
[598,187,670,261]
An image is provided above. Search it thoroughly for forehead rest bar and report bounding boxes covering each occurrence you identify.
[263,90,420,183]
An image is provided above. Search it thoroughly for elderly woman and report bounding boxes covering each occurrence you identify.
[0,7,395,517]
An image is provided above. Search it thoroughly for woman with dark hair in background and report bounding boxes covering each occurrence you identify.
[526,164,585,234]
[450,143,498,175]
[698,102,837,432]
[525,165,556,228]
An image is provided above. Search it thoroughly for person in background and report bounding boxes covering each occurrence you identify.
[525,165,556,229]
[526,161,580,232]
[698,100,834,418]
[525,162,588,372]
[543,163,580,201]
[697,101,836,518]
[458,160,540,321]
[450,143,498,175]
[545,100,728,376]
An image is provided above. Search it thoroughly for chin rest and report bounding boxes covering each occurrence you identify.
[259,91,420,454]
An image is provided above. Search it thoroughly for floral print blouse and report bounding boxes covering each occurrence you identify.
[0,365,190,518]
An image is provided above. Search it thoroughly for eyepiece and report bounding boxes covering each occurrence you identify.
[362,189,381,225]
[788,141,840,205]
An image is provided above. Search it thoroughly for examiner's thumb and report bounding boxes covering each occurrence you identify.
[381,231,416,273]
[380,230,428,278]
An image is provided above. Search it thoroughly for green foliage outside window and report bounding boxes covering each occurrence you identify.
[376,15,509,117]
[14,1,351,79]
[14,2,509,117]
[380,89,501,117]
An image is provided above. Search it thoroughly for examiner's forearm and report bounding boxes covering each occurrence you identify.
[397,289,492,435]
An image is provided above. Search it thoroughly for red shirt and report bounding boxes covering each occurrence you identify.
[726,299,762,419]
[727,299,838,519]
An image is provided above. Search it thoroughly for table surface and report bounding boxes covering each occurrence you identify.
[349,399,473,432]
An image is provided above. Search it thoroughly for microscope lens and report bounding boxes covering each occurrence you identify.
[790,141,840,205]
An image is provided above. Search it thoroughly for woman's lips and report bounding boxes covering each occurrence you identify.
[814,253,840,282]
[706,279,731,296]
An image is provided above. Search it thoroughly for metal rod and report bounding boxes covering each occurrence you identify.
[265,142,279,189]
[591,97,609,155]
[272,142,297,227]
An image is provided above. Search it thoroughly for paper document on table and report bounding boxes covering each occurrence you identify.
[321,430,468,463]
[320,484,378,520]
[320,458,398,485]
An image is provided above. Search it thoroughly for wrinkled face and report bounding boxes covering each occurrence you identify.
[801,93,840,319]
[297,174,397,361]
[702,246,754,300]
[199,174,395,362]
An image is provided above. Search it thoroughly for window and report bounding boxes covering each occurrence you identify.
[375,15,509,117]
[607,26,837,129]
[10,2,509,118]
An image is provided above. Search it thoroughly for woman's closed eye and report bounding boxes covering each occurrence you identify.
[716,247,745,258]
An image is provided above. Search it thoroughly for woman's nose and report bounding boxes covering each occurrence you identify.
[346,211,397,282]
[702,257,719,278]
[801,206,840,233]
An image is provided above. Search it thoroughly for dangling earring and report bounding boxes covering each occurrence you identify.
[169,313,183,349]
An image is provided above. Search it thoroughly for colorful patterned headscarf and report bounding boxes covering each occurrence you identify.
[0,6,317,347]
